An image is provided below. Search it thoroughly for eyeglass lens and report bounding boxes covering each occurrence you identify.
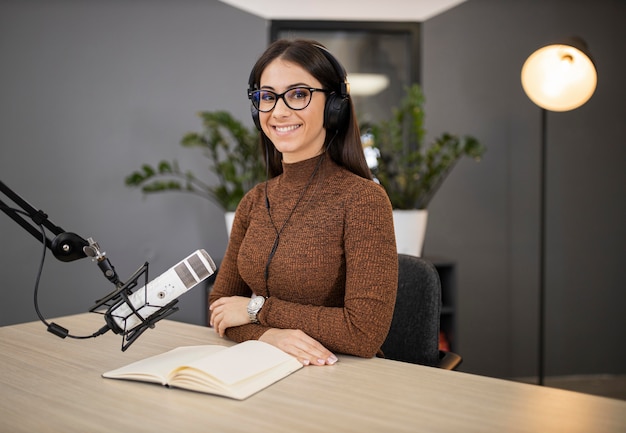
[252,88,317,112]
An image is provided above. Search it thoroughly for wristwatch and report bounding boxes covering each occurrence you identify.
[247,295,265,324]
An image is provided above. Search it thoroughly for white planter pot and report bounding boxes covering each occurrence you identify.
[392,209,428,257]
[224,211,236,238]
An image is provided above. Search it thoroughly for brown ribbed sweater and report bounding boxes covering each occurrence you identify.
[208,154,398,358]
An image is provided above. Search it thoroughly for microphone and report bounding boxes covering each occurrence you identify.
[1,179,219,350]
[105,249,216,334]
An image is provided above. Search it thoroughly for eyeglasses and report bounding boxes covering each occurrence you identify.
[248,87,328,112]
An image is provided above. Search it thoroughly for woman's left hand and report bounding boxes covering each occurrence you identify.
[209,296,250,337]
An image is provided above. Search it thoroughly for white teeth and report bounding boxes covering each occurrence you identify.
[275,125,300,132]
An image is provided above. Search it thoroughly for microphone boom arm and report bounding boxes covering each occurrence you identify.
[0,179,182,351]
[0,180,122,286]
[0,180,88,262]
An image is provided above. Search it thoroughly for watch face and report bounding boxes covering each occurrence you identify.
[249,296,264,311]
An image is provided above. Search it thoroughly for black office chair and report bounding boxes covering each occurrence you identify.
[381,254,462,370]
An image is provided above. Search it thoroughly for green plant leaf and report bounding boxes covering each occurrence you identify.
[371,84,486,209]
[124,110,264,212]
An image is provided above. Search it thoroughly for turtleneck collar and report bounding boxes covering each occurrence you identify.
[279,153,330,188]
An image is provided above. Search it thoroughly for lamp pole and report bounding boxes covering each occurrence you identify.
[538,107,547,386]
[521,37,597,386]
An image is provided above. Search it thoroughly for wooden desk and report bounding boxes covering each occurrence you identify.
[1,314,625,433]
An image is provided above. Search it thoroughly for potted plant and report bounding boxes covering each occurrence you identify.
[125,110,265,234]
[368,84,486,255]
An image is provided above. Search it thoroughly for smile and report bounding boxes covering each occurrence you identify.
[273,124,301,133]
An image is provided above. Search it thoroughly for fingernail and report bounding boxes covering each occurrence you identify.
[327,355,338,365]
[302,359,310,366]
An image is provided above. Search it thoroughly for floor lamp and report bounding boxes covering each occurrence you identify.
[520,37,597,386]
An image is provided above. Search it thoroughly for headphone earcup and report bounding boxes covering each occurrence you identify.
[324,93,350,131]
[250,104,261,131]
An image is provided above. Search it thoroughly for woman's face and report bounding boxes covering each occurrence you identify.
[259,58,327,163]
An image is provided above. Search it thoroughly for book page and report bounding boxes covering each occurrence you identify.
[170,340,303,399]
[102,345,226,384]
[176,340,297,385]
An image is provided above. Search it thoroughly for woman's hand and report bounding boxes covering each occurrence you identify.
[259,328,338,367]
[210,297,338,366]
[209,296,250,337]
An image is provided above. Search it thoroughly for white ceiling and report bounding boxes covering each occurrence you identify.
[218,0,466,22]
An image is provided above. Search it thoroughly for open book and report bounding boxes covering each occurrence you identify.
[102,340,303,400]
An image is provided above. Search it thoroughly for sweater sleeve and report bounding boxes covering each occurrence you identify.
[258,183,398,357]
[208,194,253,310]
[208,187,278,341]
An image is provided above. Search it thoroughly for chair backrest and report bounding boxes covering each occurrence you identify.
[381,254,441,367]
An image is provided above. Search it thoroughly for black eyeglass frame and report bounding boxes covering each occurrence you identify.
[248,87,329,112]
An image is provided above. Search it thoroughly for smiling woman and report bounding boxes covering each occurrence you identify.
[208,39,398,367]
[253,58,329,163]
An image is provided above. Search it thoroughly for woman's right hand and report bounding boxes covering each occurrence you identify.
[259,328,338,366]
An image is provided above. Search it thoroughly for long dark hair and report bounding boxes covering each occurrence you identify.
[248,39,372,180]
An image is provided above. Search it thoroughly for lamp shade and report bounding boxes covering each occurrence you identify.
[521,37,597,112]
[347,73,390,96]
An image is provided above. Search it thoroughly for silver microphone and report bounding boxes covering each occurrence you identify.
[106,249,216,332]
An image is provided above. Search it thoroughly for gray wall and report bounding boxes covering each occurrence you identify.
[422,0,626,378]
[1,0,624,380]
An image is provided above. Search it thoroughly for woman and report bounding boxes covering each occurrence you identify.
[209,39,398,366]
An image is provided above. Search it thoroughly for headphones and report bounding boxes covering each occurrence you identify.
[247,44,351,132]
